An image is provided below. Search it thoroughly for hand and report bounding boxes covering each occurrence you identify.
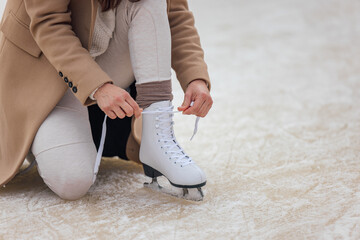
[178,79,213,117]
[94,83,142,119]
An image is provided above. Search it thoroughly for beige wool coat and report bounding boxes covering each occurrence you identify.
[0,0,210,186]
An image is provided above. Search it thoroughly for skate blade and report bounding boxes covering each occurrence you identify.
[144,178,204,201]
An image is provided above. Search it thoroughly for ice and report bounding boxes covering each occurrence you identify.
[1,0,360,239]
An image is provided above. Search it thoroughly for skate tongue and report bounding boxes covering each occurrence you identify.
[142,101,200,141]
[144,100,171,111]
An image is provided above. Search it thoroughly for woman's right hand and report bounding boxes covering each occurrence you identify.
[93,83,142,119]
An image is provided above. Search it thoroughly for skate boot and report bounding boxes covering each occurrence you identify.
[140,100,206,201]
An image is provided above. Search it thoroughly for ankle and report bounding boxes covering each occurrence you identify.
[135,80,173,109]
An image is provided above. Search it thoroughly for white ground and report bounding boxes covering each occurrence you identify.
[1,0,360,239]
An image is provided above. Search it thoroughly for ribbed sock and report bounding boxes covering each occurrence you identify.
[135,80,173,109]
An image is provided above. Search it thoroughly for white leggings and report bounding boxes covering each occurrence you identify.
[30,0,171,200]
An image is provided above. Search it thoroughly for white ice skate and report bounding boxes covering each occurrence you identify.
[140,101,206,201]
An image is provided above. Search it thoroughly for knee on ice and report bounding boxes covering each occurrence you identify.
[34,142,98,200]
[50,172,94,201]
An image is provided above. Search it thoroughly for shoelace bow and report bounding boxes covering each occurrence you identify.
[142,105,200,167]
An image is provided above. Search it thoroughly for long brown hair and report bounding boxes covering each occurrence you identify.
[98,0,140,12]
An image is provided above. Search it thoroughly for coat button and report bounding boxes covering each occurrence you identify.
[72,87,78,93]
[64,77,69,83]
[68,82,73,88]
[59,71,63,77]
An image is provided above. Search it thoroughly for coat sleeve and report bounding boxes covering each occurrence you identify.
[23,0,113,106]
[168,0,211,91]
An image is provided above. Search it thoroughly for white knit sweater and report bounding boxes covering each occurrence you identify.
[90,3,116,58]
[89,3,116,99]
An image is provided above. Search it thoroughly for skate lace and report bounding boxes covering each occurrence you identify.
[142,105,200,167]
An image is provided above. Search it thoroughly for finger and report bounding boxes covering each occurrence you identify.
[113,106,126,119]
[198,100,211,117]
[126,97,142,118]
[106,110,117,120]
[183,99,204,115]
[119,101,134,117]
[198,96,213,117]
[194,100,207,117]
[178,93,192,111]
[101,104,116,119]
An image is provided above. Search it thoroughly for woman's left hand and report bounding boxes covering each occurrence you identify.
[178,79,213,117]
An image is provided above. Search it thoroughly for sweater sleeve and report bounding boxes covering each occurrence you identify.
[23,0,113,106]
[168,0,211,91]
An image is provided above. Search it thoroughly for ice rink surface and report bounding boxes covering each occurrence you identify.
[1,0,360,239]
